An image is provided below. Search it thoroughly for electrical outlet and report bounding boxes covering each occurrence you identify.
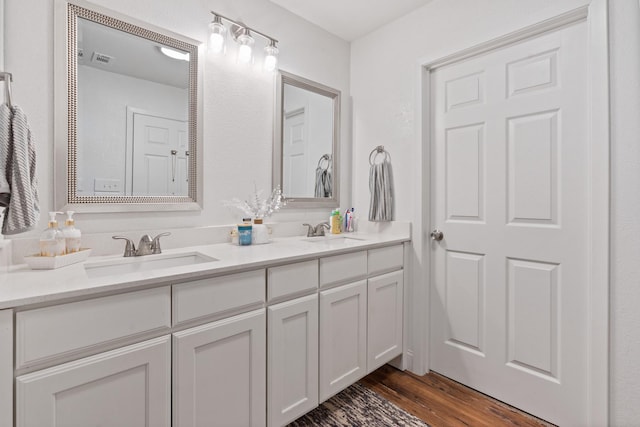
[94,178,122,192]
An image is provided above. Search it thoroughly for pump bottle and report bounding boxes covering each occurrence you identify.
[39,212,66,257]
[62,211,82,253]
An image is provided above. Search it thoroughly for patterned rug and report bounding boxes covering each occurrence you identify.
[287,382,429,426]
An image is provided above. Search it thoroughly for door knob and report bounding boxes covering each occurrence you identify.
[430,229,444,241]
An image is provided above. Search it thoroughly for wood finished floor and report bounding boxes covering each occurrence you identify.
[360,365,555,427]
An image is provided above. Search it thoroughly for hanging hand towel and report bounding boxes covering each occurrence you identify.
[314,166,332,198]
[0,104,11,207]
[368,158,394,222]
[2,105,40,235]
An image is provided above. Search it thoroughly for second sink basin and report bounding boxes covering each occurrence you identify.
[303,235,365,243]
[84,252,217,278]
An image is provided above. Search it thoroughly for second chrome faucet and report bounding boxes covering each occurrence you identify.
[303,222,330,237]
[112,232,171,257]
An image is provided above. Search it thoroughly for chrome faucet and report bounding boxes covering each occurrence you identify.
[112,232,171,257]
[303,222,330,237]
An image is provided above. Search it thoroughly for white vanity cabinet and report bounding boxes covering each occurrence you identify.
[16,335,172,427]
[319,279,368,402]
[14,287,173,427]
[367,270,404,372]
[366,245,405,373]
[318,245,405,402]
[173,309,266,427]
[267,260,319,427]
[0,309,13,427]
[172,270,267,427]
[1,238,409,427]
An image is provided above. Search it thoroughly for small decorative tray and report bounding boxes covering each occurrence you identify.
[24,248,92,270]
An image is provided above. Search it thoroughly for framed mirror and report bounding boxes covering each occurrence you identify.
[54,0,203,212]
[273,71,340,208]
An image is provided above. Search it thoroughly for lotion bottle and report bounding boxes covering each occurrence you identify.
[252,218,269,244]
[62,211,82,253]
[39,212,66,257]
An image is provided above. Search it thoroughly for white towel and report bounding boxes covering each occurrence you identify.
[2,105,40,235]
[368,159,394,222]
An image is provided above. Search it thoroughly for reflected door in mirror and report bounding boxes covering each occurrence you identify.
[132,114,188,196]
[283,107,309,197]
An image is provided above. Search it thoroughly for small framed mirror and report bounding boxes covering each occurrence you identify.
[273,71,340,208]
[54,0,203,212]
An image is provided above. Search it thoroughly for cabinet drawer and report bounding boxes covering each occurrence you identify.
[16,286,171,370]
[368,245,404,276]
[268,260,318,302]
[173,269,265,326]
[319,251,367,288]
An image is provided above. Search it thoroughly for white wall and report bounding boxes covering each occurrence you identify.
[351,0,640,424]
[4,0,350,237]
[78,66,188,195]
[608,1,640,424]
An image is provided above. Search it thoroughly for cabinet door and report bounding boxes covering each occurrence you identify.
[173,309,266,427]
[367,270,404,373]
[268,294,319,427]
[319,280,367,402]
[0,309,12,427]
[16,336,171,427]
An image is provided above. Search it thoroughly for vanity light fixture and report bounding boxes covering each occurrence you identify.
[235,28,255,64]
[209,11,279,71]
[208,15,227,54]
[263,39,279,72]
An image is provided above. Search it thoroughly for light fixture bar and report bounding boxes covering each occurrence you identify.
[210,11,278,45]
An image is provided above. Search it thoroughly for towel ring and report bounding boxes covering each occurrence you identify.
[0,72,12,108]
[369,145,391,166]
[317,153,331,171]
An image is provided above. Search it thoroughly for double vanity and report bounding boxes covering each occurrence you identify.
[0,230,409,427]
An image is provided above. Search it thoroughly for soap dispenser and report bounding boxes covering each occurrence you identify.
[62,211,82,253]
[40,212,66,257]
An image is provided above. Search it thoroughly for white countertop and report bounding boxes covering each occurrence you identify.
[0,231,410,310]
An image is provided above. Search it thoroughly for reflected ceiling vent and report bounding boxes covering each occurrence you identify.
[91,52,114,66]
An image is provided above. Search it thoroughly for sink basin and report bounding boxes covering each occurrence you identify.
[84,252,217,278]
[303,236,365,243]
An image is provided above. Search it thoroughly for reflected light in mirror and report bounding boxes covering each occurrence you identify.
[159,46,190,61]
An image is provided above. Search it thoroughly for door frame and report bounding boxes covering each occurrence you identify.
[413,1,610,424]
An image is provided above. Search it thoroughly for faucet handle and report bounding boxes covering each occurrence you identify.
[151,232,171,254]
[315,222,330,236]
[302,223,314,237]
[112,236,135,257]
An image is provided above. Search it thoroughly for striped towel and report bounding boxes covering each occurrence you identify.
[1,105,40,235]
[368,159,394,222]
[0,104,11,206]
[314,166,332,198]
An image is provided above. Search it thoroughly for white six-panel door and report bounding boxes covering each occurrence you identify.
[430,21,589,426]
[132,113,188,197]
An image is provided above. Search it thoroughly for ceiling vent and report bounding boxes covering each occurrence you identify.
[91,52,114,66]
